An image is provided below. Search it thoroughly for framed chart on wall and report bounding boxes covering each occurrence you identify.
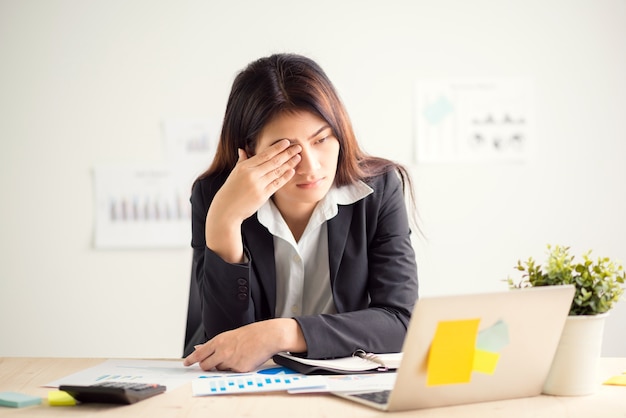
[414,78,534,164]
[92,164,192,249]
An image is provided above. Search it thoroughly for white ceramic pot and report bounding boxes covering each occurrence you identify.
[542,313,608,396]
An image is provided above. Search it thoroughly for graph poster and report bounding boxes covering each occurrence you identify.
[93,164,192,249]
[414,78,534,163]
[93,118,217,249]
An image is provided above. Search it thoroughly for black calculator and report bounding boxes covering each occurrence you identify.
[59,381,166,404]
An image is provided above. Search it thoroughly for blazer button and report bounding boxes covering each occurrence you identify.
[237,278,247,286]
[237,293,247,301]
[238,286,248,293]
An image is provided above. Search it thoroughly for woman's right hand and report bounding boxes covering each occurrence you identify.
[204,139,301,262]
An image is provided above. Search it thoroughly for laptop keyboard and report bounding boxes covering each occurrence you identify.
[352,390,391,405]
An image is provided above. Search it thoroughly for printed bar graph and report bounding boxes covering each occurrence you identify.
[93,165,191,249]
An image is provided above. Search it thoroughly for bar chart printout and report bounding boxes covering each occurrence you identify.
[93,165,190,249]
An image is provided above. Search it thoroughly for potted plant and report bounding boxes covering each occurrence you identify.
[507,244,625,396]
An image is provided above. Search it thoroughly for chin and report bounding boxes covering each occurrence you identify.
[278,188,327,207]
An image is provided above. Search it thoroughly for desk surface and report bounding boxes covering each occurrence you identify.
[1,357,625,417]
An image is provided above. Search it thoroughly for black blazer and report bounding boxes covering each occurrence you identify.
[190,169,419,359]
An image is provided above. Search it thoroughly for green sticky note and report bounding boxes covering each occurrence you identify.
[0,391,42,408]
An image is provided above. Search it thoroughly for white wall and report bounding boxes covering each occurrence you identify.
[1,0,625,358]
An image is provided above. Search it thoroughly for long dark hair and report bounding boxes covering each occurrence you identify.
[195,53,415,210]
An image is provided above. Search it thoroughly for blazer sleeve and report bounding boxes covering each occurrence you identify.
[190,176,257,339]
[294,170,419,359]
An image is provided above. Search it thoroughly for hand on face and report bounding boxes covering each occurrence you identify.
[212,139,302,224]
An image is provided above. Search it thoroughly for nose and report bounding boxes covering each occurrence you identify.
[296,147,321,175]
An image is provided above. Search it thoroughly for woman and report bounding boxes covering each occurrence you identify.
[184,53,418,372]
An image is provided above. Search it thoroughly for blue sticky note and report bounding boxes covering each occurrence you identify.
[476,319,510,352]
[0,392,42,408]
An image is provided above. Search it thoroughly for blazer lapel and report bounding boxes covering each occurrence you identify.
[242,215,276,315]
[242,206,353,316]
[327,204,353,288]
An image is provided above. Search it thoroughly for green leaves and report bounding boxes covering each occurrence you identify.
[507,245,625,316]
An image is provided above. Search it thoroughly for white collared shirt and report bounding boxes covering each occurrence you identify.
[257,181,373,318]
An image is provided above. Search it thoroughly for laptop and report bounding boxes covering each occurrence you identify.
[332,285,575,412]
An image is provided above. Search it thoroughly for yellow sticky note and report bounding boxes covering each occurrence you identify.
[427,319,480,386]
[603,375,626,386]
[473,349,500,375]
[48,390,76,406]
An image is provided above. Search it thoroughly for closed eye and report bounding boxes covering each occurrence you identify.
[314,130,336,145]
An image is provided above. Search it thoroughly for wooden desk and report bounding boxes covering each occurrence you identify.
[1,357,625,417]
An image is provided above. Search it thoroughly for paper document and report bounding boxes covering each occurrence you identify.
[44,359,228,391]
[192,374,327,395]
[288,372,397,394]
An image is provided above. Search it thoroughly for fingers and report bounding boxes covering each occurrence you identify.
[254,139,292,164]
[264,167,296,195]
[184,343,221,371]
[185,343,241,372]
[182,326,267,373]
[247,139,302,172]
[236,139,301,195]
[259,146,301,192]
[263,152,300,184]
[183,343,212,367]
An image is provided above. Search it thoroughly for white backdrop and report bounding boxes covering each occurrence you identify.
[1,0,625,358]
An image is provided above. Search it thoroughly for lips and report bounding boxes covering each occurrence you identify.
[296,178,324,189]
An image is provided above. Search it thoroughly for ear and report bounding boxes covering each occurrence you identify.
[244,143,254,157]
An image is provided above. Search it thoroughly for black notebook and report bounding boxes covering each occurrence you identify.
[272,350,402,375]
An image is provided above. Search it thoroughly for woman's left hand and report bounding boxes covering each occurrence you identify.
[183,318,307,372]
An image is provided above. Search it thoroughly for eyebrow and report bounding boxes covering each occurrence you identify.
[270,125,331,146]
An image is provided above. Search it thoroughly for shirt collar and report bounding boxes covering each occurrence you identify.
[258,180,373,234]
[318,180,373,218]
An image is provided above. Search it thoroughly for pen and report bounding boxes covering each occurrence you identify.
[352,349,388,372]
